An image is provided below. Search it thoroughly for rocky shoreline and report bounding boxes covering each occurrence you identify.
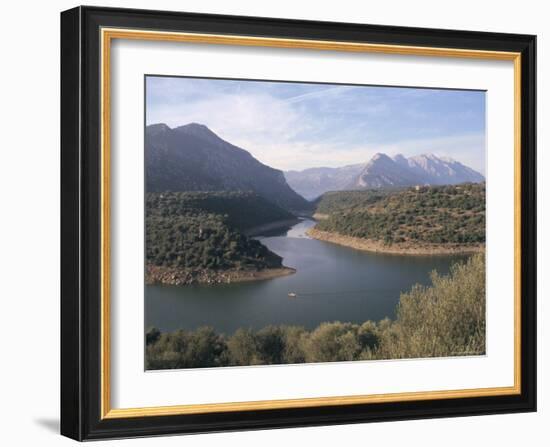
[306,228,484,256]
[146,264,296,286]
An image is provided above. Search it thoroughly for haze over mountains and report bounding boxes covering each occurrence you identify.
[146,122,484,206]
[145,123,310,211]
[285,153,484,200]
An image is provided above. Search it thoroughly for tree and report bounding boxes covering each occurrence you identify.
[146,327,160,345]
[305,322,361,363]
[255,326,285,364]
[227,328,260,366]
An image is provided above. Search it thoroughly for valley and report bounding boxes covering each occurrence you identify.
[145,123,486,286]
[143,75,487,369]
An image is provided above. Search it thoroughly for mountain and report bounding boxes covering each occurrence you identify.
[285,153,484,197]
[349,153,425,189]
[145,123,310,212]
[397,154,485,186]
[283,164,363,200]
[350,153,485,189]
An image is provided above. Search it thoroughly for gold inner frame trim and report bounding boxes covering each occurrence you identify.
[100,27,522,420]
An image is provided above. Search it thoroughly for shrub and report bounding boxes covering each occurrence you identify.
[227,328,260,366]
[304,322,361,363]
[376,254,485,359]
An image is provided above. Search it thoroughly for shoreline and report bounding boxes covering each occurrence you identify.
[146,264,296,286]
[312,212,329,220]
[306,228,484,256]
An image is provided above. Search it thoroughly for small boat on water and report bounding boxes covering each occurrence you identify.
[287,292,297,298]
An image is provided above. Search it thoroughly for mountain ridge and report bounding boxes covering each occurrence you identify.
[285,152,484,199]
[145,123,311,212]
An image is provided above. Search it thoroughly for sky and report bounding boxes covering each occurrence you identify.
[146,76,486,174]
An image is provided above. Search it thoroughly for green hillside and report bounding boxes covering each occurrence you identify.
[315,183,485,245]
[147,191,296,233]
[146,191,295,284]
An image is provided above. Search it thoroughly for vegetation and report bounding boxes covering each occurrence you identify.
[146,254,486,369]
[314,189,392,215]
[314,183,485,245]
[147,191,296,233]
[146,191,293,274]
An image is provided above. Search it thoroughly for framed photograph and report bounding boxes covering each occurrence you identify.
[60,6,536,441]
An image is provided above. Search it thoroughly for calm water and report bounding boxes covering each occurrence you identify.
[145,219,466,334]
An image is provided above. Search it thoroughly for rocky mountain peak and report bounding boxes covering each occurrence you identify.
[174,122,222,142]
[285,152,485,197]
[146,123,171,137]
[392,154,411,170]
[370,152,392,162]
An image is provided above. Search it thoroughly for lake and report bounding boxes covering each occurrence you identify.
[145,219,467,334]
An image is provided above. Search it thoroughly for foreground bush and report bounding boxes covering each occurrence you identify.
[146,254,485,369]
[376,253,485,359]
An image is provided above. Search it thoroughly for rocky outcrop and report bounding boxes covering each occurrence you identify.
[146,264,296,286]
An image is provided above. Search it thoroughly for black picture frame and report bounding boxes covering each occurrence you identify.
[61,5,536,441]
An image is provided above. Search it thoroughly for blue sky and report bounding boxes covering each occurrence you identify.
[146,76,486,173]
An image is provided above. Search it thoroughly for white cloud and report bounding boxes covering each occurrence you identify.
[283,85,358,104]
[237,132,486,174]
[146,80,485,174]
[147,91,316,165]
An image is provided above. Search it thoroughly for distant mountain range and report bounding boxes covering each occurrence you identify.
[285,153,484,200]
[146,123,484,206]
[145,123,310,212]
[284,164,365,201]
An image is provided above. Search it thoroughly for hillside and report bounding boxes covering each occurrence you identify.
[146,191,297,234]
[314,189,392,215]
[285,153,484,198]
[146,191,297,285]
[311,183,485,253]
[146,123,311,212]
[351,153,424,188]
